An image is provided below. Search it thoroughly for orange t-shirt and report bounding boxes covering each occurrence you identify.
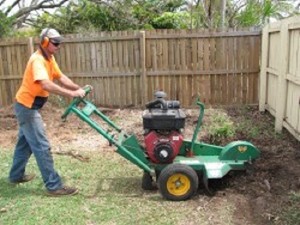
[16,49,63,109]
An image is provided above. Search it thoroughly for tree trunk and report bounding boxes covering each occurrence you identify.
[220,0,226,28]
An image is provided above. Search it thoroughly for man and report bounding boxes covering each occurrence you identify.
[8,28,88,196]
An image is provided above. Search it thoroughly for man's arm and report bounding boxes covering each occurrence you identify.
[39,79,85,98]
[58,74,80,91]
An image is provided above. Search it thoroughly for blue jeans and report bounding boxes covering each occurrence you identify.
[9,102,63,191]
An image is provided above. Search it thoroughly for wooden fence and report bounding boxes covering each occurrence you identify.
[0,29,261,108]
[259,16,300,141]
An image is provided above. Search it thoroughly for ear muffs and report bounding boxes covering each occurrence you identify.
[41,28,50,48]
[41,36,49,48]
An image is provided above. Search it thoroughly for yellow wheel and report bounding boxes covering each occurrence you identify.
[166,173,191,196]
[158,164,198,201]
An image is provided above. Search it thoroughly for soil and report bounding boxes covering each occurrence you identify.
[1,101,300,225]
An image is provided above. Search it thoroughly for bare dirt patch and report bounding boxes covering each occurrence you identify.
[1,102,299,225]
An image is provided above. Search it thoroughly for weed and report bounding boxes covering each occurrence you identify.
[204,111,236,145]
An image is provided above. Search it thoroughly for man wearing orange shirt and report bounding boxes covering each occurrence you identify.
[9,28,88,196]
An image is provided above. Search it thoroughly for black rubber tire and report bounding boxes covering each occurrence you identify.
[141,172,157,190]
[157,164,199,201]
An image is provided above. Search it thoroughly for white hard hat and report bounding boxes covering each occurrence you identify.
[40,28,63,43]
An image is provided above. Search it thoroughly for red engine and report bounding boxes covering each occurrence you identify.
[144,131,184,163]
[142,91,186,164]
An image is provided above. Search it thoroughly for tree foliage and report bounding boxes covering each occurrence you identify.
[32,0,189,32]
[190,0,299,28]
[0,11,14,37]
[0,0,299,37]
[229,0,298,27]
[0,0,69,37]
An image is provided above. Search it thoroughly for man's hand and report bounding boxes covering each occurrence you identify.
[73,85,93,98]
[82,84,93,91]
[72,88,86,98]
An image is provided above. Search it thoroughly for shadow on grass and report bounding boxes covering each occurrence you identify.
[86,175,233,198]
[84,176,229,201]
[84,176,161,201]
[0,177,44,198]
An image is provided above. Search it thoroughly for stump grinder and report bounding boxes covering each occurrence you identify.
[62,87,260,201]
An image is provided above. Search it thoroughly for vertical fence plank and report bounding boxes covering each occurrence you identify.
[259,26,269,111]
[216,31,225,104]
[275,21,289,131]
[203,30,211,104]
[236,35,242,104]
[227,30,234,105]
[0,45,5,105]
[167,29,175,100]
[140,31,146,106]
[242,34,249,104]
[0,47,4,77]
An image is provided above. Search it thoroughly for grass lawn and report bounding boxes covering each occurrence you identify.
[0,148,236,225]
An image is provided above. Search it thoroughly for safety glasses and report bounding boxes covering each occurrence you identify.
[50,41,61,47]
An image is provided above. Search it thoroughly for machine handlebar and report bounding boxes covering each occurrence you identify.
[61,86,92,121]
[190,100,205,152]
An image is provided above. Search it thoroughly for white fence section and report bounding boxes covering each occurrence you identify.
[259,16,300,141]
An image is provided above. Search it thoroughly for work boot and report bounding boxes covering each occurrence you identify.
[10,174,36,184]
[46,186,79,197]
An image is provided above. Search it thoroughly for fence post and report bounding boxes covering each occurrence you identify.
[28,37,34,55]
[274,21,289,132]
[139,31,146,106]
[259,26,269,112]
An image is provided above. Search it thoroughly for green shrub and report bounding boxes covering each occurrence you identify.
[205,111,236,144]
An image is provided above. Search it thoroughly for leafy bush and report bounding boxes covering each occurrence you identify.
[151,12,190,29]
[205,111,236,145]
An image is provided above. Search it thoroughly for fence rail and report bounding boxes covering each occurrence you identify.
[0,29,261,108]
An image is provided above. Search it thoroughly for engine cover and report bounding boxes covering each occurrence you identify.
[144,131,183,163]
[142,108,186,130]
